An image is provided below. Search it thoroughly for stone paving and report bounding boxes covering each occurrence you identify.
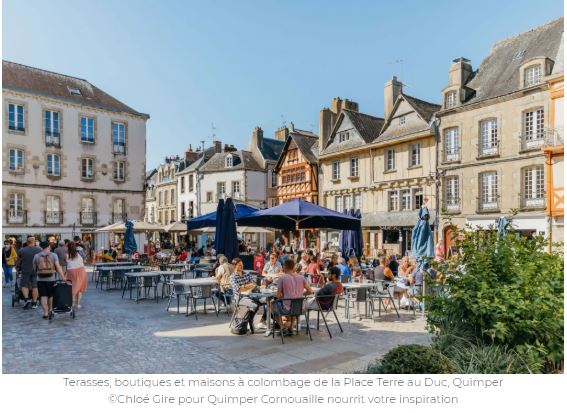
[3,269,430,374]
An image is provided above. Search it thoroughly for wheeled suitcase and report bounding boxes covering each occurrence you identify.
[49,280,75,320]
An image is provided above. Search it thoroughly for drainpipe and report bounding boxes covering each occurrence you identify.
[432,114,442,244]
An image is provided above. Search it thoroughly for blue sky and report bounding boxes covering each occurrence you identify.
[3,0,563,167]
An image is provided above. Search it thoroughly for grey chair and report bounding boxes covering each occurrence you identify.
[305,294,343,339]
[369,281,400,320]
[166,283,192,314]
[272,297,311,344]
[187,285,218,319]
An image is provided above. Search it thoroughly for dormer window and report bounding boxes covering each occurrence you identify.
[399,116,406,125]
[339,131,350,142]
[67,86,81,96]
[444,91,457,109]
[524,64,542,87]
[225,155,233,168]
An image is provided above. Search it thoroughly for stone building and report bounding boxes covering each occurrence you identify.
[2,61,148,250]
[437,18,564,254]
[153,156,181,225]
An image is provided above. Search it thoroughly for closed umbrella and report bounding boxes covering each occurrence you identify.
[214,199,225,253]
[338,209,362,259]
[220,198,239,261]
[124,220,138,255]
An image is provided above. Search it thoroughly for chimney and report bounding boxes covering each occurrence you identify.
[448,57,472,88]
[184,144,200,164]
[250,126,264,150]
[274,125,289,141]
[224,144,237,152]
[213,140,222,153]
[384,76,403,118]
[319,97,359,151]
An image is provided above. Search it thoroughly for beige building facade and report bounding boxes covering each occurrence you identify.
[437,19,563,254]
[2,61,148,250]
[153,157,180,225]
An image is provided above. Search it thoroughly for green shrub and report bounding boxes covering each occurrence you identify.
[429,224,564,372]
[363,344,455,374]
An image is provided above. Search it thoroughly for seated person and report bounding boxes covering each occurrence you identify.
[326,254,339,271]
[348,256,363,282]
[100,249,114,262]
[298,253,310,275]
[374,257,395,282]
[262,253,282,284]
[178,249,188,262]
[336,257,352,281]
[398,256,415,279]
[215,255,233,304]
[306,255,322,286]
[229,258,269,330]
[274,259,313,335]
[307,266,344,310]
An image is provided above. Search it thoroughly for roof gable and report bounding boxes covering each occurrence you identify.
[199,150,263,173]
[274,131,319,171]
[321,109,384,155]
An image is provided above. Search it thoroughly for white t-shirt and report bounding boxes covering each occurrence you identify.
[66,254,84,270]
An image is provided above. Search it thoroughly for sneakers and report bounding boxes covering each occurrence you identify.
[23,299,31,309]
[255,322,268,330]
[31,302,38,309]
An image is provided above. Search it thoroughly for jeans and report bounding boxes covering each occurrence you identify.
[2,264,14,285]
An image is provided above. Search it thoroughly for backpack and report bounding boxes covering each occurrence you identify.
[37,254,55,277]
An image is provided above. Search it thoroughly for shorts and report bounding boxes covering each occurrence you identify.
[274,300,293,316]
[20,272,38,289]
[37,280,55,298]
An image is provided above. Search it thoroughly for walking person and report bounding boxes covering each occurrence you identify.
[3,240,17,287]
[33,241,65,319]
[54,240,68,272]
[17,236,42,309]
[65,242,88,308]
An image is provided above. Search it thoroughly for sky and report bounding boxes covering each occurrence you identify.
[3,0,564,167]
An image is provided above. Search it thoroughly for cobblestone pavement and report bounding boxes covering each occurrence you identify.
[3,270,430,374]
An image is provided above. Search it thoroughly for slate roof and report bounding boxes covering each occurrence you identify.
[464,17,563,104]
[551,33,564,75]
[2,60,148,117]
[260,138,285,162]
[176,146,217,174]
[290,132,319,164]
[402,94,440,122]
[199,150,264,173]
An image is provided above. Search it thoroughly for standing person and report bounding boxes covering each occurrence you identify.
[3,240,18,287]
[33,241,65,319]
[73,236,86,261]
[65,242,88,308]
[17,236,42,309]
[54,240,68,272]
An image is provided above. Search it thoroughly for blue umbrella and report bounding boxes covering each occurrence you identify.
[339,209,363,259]
[124,219,137,255]
[214,199,225,252]
[236,199,360,230]
[187,203,259,230]
[220,198,239,261]
[411,206,434,269]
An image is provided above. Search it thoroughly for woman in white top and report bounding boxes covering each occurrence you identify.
[65,242,88,308]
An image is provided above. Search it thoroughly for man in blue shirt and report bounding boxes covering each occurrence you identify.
[336,257,352,282]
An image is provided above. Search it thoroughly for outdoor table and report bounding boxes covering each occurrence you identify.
[342,282,376,320]
[171,278,219,315]
[158,270,184,298]
[94,261,134,268]
[124,271,161,302]
[98,265,144,290]
[242,288,277,337]
[195,267,213,278]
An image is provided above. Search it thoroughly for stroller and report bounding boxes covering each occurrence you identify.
[11,272,27,307]
[49,280,76,320]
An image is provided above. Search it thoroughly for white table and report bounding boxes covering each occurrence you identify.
[171,278,219,316]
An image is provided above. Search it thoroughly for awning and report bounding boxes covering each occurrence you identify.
[362,210,436,229]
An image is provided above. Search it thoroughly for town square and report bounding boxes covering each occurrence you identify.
[2,0,564,376]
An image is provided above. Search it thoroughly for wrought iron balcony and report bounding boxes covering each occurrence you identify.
[80,211,97,225]
[113,144,126,155]
[443,198,461,213]
[6,210,27,224]
[443,147,461,163]
[519,193,545,210]
[478,142,500,158]
[45,131,61,147]
[519,132,545,152]
[44,210,63,225]
[542,128,564,148]
[476,196,500,213]
[112,213,127,223]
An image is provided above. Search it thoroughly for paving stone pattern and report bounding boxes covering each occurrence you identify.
[3,269,430,374]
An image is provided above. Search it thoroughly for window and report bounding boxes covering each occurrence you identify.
[401,189,411,210]
[47,154,60,176]
[225,155,233,168]
[113,199,125,221]
[180,176,185,193]
[270,169,277,187]
[385,149,396,171]
[524,65,542,87]
[158,192,163,206]
[479,119,498,156]
[444,128,460,162]
[232,181,240,195]
[45,110,60,145]
[165,210,169,224]
[339,131,350,142]
[523,166,545,207]
[180,202,186,220]
[409,143,421,166]
[113,161,125,181]
[335,195,343,212]
[445,91,457,109]
[399,116,406,125]
[388,191,399,211]
[332,161,340,180]
[217,182,225,198]
[112,122,126,154]
[158,211,163,224]
[170,189,175,205]
[349,157,359,177]
[68,86,81,96]
[188,201,194,218]
[480,172,498,210]
[9,149,24,172]
[8,193,24,223]
[444,176,460,211]
[383,230,400,244]
[413,188,424,209]
[354,193,361,211]
[343,195,353,211]
[80,116,95,143]
[45,195,61,224]
[8,103,24,132]
[81,197,95,224]
[206,192,213,202]
[523,108,545,149]
[188,174,194,192]
[81,158,94,180]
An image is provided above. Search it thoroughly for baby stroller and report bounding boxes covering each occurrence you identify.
[49,280,75,320]
[11,272,27,307]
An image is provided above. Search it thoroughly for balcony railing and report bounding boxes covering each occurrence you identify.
[44,210,63,225]
[477,196,500,213]
[45,131,61,147]
[113,144,126,155]
[443,148,461,163]
[519,133,545,152]
[519,193,545,210]
[444,198,461,213]
[542,128,564,148]
[6,210,27,224]
[80,211,97,225]
[478,142,499,158]
[112,213,127,223]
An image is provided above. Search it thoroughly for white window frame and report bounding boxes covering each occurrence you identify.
[444,176,460,211]
[112,122,126,154]
[409,143,421,166]
[217,182,226,199]
[444,127,460,162]
[8,103,24,131]
[113,198,125,215]
[388,191,399,212]
[399,116,406,125]
[413,188,424,210]
[81,158,95,180]
[524,64,542,87]
[8,193,24,222]
[47,154,60,176]
[45,195,61,224]
[80,116,95,143]
[232,181,240,195]
[332,161,340,180]
[225,155,233,168]
[401,189,411,211]
[385,149,396,171]
[480,172,498,209]
[480,119,498,156]
[350,157,359,177]
[523,108,545,149]
[445,91,457,109]
[9,148,24,172]
[353,193,361,211]
[44,110,60,135]
[113,161,125,182]
[523,166,545,207]
[335,195,343,212]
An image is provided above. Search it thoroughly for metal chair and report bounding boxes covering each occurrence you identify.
[187,285,218,319]
[166,283,192,314]
[306,294,343,339]
[96,268,111,290]
[213,283,234,314]
[368,281,400,320]
[272,297,311,344]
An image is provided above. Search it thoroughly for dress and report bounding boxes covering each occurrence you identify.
[66,254,88,295]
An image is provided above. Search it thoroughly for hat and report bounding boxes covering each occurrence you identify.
[39,241,50,249]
